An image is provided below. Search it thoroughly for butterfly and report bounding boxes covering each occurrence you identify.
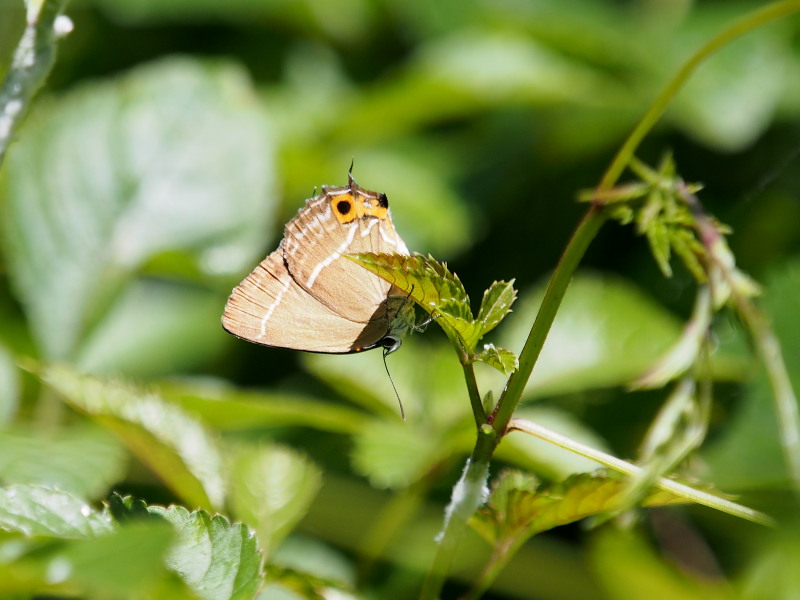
[222,173,414,354]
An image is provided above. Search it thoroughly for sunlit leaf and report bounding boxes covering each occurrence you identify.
[39,364,226,510]
[0,423,127,499]
[0,484,113,538]
[350,252,481,352]
[150,505,263,600]
[227,444,321,554]
[2,57,275,361]
[471,469,688,547]
[476,280,517,337]
[474,343,518,375]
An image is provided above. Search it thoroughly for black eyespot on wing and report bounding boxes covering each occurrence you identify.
[378,193,389,208]
[337,200,352,215]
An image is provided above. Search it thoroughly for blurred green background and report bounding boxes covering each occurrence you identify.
[1,0,800,598]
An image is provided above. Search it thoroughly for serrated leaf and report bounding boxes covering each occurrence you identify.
[107,492,156,523]
[0,484,113,538]
[39,364,226,510]
[471,470,687,547]
[150,505,263,600]
[227,444,321,554]
[645,218,673,278]
[476,280,517,337]
[475,344,518,375]
[2,57,275,361]
[350,253,482,352]
[636,189,664,234]
[672,228,707,283]
[0,424,127,499]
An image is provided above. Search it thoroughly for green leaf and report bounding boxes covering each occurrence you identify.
[150,505,263,600]
[476,280,517,337]
[671,228,708,283]
[226,444,321,554]
[590,529,733,600]
[500,272,683,398]
[74,279,228,377]
[39,364,226,510]
[305,337,471,427]
[351,420,450,489]
[0,520,186,599]
[158,380,368,435]
[2,57,275,361]
[471,469,688,547]
[701,260,800,490]
[0,345,18,425]
[51,520,177,598]
[0,423,127,499]
[0,484,113,538]
[645,216,673,278]
[474,343,518,375]
[350,252,481,352]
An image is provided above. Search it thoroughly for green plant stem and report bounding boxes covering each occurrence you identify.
[461,541,515,600]
[419,427,495,600]
[732,292,800,491]
[0,0,71,167]
[598,0,800,191]
[490,205,607,436]
[462,361,486,428]
[420,4,800,596]
[508,418,773,526]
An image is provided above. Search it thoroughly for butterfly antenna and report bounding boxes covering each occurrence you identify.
[383,347,406,421]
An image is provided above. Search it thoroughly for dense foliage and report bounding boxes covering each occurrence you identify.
[1,1,800,598]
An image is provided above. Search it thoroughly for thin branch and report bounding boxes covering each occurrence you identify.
[508,418,774,527]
